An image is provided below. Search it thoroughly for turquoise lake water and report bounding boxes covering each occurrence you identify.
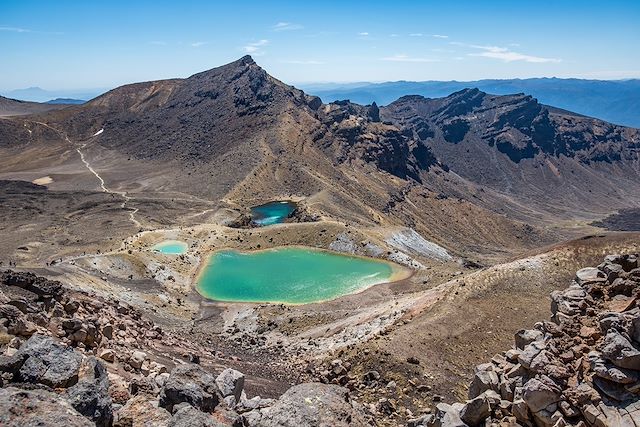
[197,247,401,304]
[250,201,296,226]
[152,240,188,255]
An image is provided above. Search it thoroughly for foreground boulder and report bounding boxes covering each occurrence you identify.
[160,364,221,413]
[169,403,228,427]
[245,382,369,427]
[216,368,245,405]
[0,386,92,426]
[113,395,172,426]
[15,334,82,387]
[64,357,113,427]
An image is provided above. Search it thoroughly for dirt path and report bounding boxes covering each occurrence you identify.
[33,121,141,228]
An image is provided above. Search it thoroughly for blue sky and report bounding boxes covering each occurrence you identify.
[1,0,639,90]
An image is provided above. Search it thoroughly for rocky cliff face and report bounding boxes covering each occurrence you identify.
[382,90,640,217]
[411,253,640,427]
[384,89,640,164]
[313,99,439,181]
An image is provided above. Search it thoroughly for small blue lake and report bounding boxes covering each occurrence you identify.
[250,201,296,226]
[152,240,188,255]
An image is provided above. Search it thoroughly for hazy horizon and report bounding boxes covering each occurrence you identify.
[3,64,640,102]
[2,0,639,91]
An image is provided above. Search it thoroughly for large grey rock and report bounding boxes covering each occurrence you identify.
[168,404,227,427]
[129,350,146,370]
[0,386,92,426]
[113,395,171,427]
[633,312,640,344]
[592,376,636,402]
[581,400,640,427]
[522,377,561,413]
[599,311,633,336]
[600,330,640,370]
[575,267,606,285]
[253,383,369,427]
[0,352,27,374]
[514,329,543,350]
[518,340,547,369]
[468,363,499,399]
[17,334,82,388]
[459,391,492,425]
[511,399,530,423]
[159,364,220,413]
[429,402,468,427]
[589,351,637,384]
[215,368,244,404]
[64,357,113,427]
[603,262,625,281]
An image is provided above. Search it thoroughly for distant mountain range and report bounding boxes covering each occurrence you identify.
[299,78,640,128]
[1,87,104,104]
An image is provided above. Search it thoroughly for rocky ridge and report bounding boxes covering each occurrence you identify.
[410,253,640,427]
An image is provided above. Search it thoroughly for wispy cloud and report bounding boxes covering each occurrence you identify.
[243,39,269,55]
[190,41,207,47]
[452,42,561,63]
[0,25,62,35]
[281,59,324,65]
[0,26,30,33]
[432,34,449,39]
[273,22,303,31]
[410,33,423,37]
[390,33,399,37]
[381,54,439,63]
[358,32,369,36]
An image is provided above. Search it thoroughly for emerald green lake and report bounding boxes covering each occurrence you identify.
[250,201,296,226]
[197,247,404,304]
[152,240,188,255]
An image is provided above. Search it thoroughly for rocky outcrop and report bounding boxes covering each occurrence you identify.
[414,253,640,427]
[65,356,113,426]
[13,334,83,387]
[159,364,221,413]
[315,99,439,182]
[384,90,640,165]
[0,334,110,425]
[242,382,370,427]
[0,386,93,426]
[0,270,371,426]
